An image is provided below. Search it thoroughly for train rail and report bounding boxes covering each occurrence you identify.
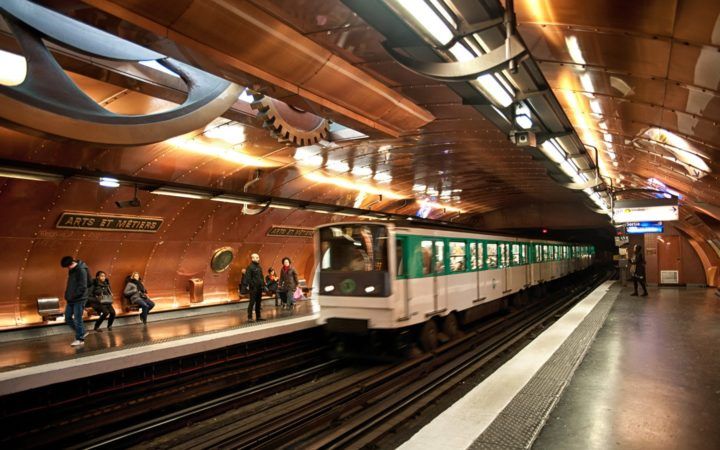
[116,269,608,450]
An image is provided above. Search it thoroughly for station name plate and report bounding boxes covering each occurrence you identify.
[56,212,164,233]
[266,226,314,238]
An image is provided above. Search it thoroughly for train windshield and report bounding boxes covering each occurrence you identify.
[319,224,388,272]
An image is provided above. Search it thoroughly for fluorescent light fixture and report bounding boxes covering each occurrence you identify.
[326,160,349,173]
[565,36,586,66]
[151,188,210,200]
[540,139,566,163]
[293,145,324,167]
[0,49,27,86]
[0,167,64,182]
[395,0,454,45]
[211,194,253,205]
[475,74,514,107]
[598,121,608,130]
[589,100,603,115]
[203,121,246,144]
[351,166,373,177]
[333,211,358,217]
[515,103,533,129]
[269,201,295,210]
[373,172,393,184]
[603,133,613,143]
[99,177,120,188]
[579,73,595,94]
[139,60,180,78]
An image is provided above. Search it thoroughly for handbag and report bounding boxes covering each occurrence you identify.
[293,286,303,301]
[100,294,114,304]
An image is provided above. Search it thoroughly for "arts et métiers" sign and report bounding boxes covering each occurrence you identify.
[56,212,164,233]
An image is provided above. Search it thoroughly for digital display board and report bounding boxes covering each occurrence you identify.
[626,221,663,234]
[613,198,678,223]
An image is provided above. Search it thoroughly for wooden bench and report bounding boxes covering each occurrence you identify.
[37,297,63,321]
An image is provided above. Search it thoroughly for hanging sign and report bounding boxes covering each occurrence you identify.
[56,211,163,233]
[613,198,678,223]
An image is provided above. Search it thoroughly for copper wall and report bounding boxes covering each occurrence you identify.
[0,175,325,329]
[629,224,706,286]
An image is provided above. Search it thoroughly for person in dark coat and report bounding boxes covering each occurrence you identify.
[278,257,299,309]
[91,271,116,331]
[630,244,648,296]
[266,268,279,306]
[60,256,90,346]
[123,272,155,324]
[245,253,264,321]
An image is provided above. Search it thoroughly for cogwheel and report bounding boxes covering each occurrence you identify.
[250,92,329,146]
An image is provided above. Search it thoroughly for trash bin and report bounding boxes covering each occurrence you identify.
[188,278,204,303]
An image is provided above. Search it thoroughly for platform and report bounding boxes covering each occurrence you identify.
[0,301,318,396]
[400,283,720,449]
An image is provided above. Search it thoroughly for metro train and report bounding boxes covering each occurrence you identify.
[315,221,595,351]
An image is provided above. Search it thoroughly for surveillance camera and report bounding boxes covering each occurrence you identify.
[115,198,141,208]
[509,130,537,147]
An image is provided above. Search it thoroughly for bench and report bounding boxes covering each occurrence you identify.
[37,297,63,321]
[122,296,140,313]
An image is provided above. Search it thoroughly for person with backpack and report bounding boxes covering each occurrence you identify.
[90,271,116,331]
[60,256,91,346]
[245,253,264,321]
[123,272,155,325]
[278,257,299,309]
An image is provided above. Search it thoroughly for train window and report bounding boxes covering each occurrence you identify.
[449,241,466,272]
[535,244,542,262]
[521,244,527,264]
[500,243,510,267]
[486,242,498,268]
[470,242,478,270]
[511,244,520,265]
[434,241,445,274]
[421,240,433,275]
[319,224,388,272]
[396,239,405,277]
[478,242,484,269]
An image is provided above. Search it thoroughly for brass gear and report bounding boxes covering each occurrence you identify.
[250,92,329,146]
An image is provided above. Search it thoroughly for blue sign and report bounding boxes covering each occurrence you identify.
[626,221,663,234]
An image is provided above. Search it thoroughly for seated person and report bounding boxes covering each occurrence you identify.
[123,272,155,325]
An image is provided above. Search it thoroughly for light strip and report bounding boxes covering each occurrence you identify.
[211,195,251,205]
[99,177,120,188]
[151,188,210,200]
[395,0,454,45]
[0,167,64,182]
[565,36,586,66]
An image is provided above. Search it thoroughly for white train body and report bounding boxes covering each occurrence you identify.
[316,222,594,332]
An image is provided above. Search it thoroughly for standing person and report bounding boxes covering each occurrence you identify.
[60,256,91,346]
[630,244,648,297]
[245,253,264,321]
[91,271,116,331]
[123,272,155,324]
[239,268,249,298]
[278,257,299,310]
[266,268,279,306]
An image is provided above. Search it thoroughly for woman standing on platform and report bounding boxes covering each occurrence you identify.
[123,272,155,324]
[630,244,648,296]
[266,268,279,306]
[278,257,299,309]
[91,271,116,331]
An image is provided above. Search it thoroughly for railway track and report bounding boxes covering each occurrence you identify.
[112,269,608,450]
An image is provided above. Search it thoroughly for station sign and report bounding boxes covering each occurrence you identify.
[626,221,663,234]
[266,225,314,238]
[56,211,163,233]
[613,198,678,223]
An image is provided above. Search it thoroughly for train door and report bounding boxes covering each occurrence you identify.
[396,236,410,319]
[523,243,530,287]
[433,240,448,314]
[501,242,510,294]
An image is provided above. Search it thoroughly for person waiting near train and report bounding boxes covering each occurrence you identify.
[245,253,265,321]
[238,268,249,298]
[266,268,279,306]
[630,244,648,297]
[90,271,116,332]
[123,271,155,324]
[60,256,91,347]
[278,257,299,309]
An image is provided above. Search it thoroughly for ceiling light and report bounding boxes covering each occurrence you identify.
[565,36,586,66]
[579,73,595,94]
[211,194,254,205]
[515,114,533,130]
[169,137,278,168]
[203,121,246,144]
[603,133,613,143]
[589,100,603,115]
[326,160,350,173]
[474,74,514,107]
[0,49,26,86]
[540,139,566,163]
[151,188,210,200]
[395,0,454,45]
[99,177,120,188]
[598,121,608,130]
[0,167,64,182]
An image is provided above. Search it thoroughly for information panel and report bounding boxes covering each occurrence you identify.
[626,221,663,234]
[613,198,678,223]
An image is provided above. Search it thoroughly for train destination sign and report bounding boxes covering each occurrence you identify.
[266,226,314,238]
[56,212,164,233]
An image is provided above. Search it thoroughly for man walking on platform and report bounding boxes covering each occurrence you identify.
[60,256,91,346]
[246,253,264,321]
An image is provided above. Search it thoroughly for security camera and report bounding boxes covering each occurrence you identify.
[115,198,141,208]
[509,130,537,147]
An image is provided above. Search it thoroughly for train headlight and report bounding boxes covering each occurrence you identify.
[324,285,335,292]
[364,286,375,293]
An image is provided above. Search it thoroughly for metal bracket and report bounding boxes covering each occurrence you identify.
[382,34,527,82]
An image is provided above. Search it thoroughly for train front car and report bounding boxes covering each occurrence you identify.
[316,222,397,339]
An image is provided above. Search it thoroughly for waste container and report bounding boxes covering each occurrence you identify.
[188,278,204,303]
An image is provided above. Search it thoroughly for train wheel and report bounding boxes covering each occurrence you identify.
[419,320,439,352]
[442,312,460,340]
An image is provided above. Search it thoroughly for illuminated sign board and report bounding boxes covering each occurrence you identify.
[613,198,678,223]
[266,226,314,238]
[626,221,663,234]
